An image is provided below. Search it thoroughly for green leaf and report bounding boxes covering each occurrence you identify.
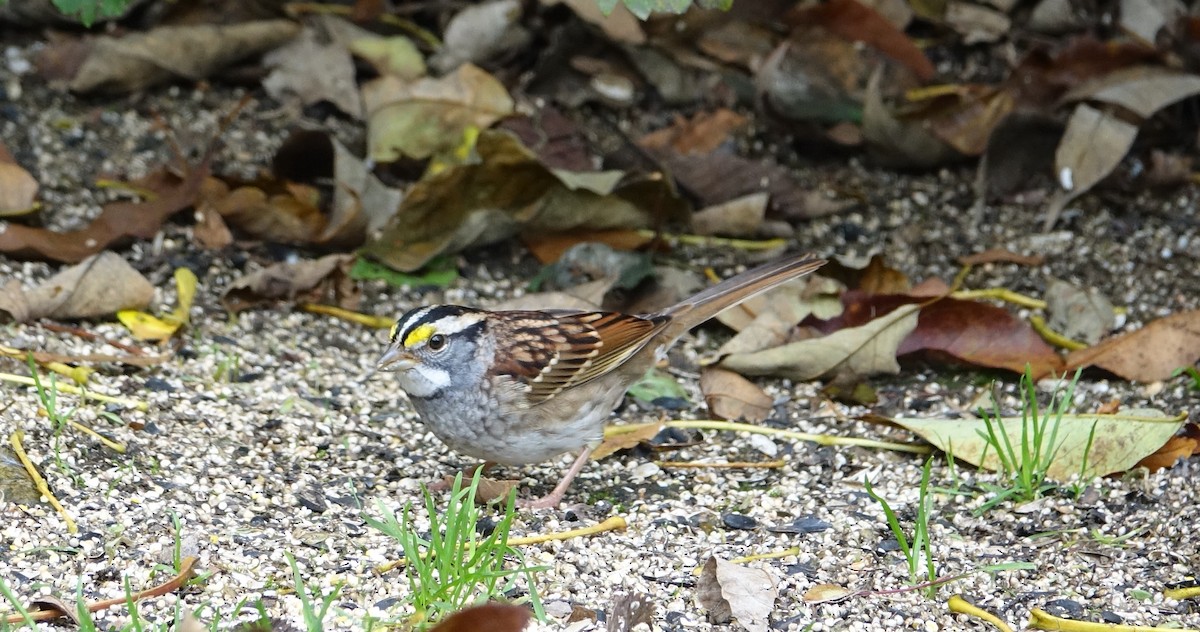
[351,255,458,288]
[892,408,1186,480]
[51,0,127,26]
[628,368,689,405]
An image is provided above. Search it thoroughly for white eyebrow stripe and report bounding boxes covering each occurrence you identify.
[393,306,435,342]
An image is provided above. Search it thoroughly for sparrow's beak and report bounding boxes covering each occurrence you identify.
[376,343,416,372]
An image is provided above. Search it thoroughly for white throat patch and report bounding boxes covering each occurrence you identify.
[397,363,451,397]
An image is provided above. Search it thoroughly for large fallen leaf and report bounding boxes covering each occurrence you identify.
[0,252,153,322]
[0,162,208,262]
[116,268,198,341]
[696,556,778,632]
[360,130,687,272]
[720,302,921,382]
[898,296,1064,376]
[0,140,38,216]
[1065,309,1200,382]
[363,63,515,162]
[891,408,1187,479]
[701,367,773,423]
[64,20,300,93]
[221,254,358,313]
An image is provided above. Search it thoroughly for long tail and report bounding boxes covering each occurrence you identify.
[659,252,827,331]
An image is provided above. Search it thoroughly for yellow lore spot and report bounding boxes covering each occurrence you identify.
[403,324,436,348]
[388,321,400,342]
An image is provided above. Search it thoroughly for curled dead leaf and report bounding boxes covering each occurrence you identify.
[0,141,38,216]
[221,254,359,313]
[0,252,153,323]
[696,556,778,632]
[700,367,773,423]
[67,20,300,94]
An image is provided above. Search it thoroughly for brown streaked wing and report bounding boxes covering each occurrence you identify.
[492,311,666,405]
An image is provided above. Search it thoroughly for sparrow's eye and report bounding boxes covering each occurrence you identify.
[427,333,447,351]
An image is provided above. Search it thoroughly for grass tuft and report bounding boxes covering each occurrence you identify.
[364,469,545,628]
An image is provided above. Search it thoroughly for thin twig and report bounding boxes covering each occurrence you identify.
[609,420,931,455]
[0,373,148,411]
[1,557,198,624]
[8,430,76,534]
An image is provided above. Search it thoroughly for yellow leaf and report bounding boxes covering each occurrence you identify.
[165,267,198,325]
[117,267,197,340]
[117,310,180,341]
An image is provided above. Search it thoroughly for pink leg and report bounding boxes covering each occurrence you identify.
[520,446,595,509]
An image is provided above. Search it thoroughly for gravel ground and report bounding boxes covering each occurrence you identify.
[2,38,1199,632]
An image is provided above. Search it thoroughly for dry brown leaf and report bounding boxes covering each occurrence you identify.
[428,603,529,632]
[822,254,911,294]
[67,20,300,93]
[521,229,654,264]
[1065,309,1200,382]
[591,423,663,461]
[700,367,773,423]
[221,254,358,313]
[691,193,768,238]
[262,15,364,117]
[361,130,686,272]
[696,556,777,632]
[472,476,522,504]
[0,252,153,323]
[0,163,208,262]
[205,180,326,245]
[722,302,921,383]
[0,140,38,216]
[639,109,748,155]
[1135,432,1199,472]
[802,584,854,603]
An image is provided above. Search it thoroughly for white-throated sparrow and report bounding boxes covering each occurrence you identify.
[376,252,826,508]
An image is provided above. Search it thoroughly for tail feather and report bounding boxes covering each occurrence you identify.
[659,252,826,330]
